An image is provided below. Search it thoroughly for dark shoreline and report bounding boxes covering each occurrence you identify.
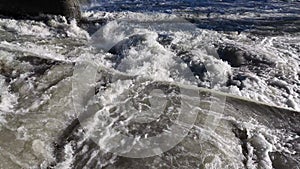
[0,0,81,20]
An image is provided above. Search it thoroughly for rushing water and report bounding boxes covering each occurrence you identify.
[0,0,300,168]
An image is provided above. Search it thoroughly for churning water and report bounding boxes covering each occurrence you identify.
[0,0,299,168]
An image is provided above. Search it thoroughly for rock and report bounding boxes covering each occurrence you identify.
[177,50,207,81]
[217,46,247,67]
[226,73,248,90]
[108,34,147,56]
[0,0,81,20]
[231,123,249,165]
[217,45,276,68]
[156,34,173,47]
[107,34,148,68]
[270,152,300,169]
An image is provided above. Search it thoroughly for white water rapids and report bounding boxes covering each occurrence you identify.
[0,1,299,168]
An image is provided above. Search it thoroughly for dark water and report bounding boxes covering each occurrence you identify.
[84,0,300,35]
[87,0,300,13]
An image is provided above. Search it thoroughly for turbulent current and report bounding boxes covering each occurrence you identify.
[0,0,299,168]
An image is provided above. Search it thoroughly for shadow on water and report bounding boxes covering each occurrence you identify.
[186,15,300,35]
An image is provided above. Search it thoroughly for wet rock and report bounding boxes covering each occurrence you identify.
[231,123,249,166]
[226,72,260,91]
[109,34,147,55]
[178,50,207,81]
[0,0,81,20]
[79,18,109,35]
[217,46,247,67]
[270,152,300,169]
[266,131,299,169]
[227,74,247,90]
[217,45,276,68]
[286,98,298,110]
[169,43,208,82]
[108,34,147,67]
[156,34,173,47]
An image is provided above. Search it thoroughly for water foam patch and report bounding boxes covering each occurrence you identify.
[0,75,17,124]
